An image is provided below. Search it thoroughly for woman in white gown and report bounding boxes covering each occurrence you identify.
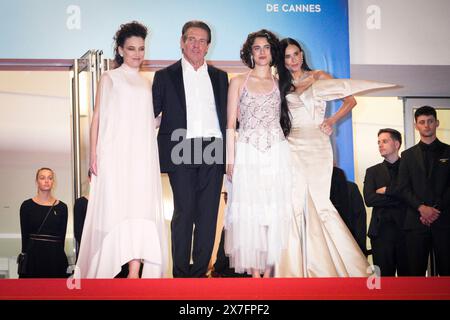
[275,38,394,277]
[76,22,168,278]
[225,30,292,278]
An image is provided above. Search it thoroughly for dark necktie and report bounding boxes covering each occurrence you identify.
[420,143,435,177]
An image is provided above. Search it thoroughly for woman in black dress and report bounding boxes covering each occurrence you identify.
[19,167,68,278]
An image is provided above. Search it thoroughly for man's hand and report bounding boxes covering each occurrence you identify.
[418,204,440,226]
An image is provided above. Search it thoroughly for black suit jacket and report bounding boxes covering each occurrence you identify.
[152,60,228,173]
[364,162,406,238]
[348,181,368,255]
[330,166,351,229]
[398,140,450,230]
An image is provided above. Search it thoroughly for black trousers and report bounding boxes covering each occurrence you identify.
[371,221,409,276]
[213,230,228,273]
[169,164,223,277]
[405,226,450,276]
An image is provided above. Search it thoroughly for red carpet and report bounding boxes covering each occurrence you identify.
[1,277,449,300]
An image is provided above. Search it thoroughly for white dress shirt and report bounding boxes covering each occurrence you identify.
[181,57,222,139]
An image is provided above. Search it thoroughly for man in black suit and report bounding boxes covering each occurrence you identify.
[347,181,368,256]
[152,20,228,277]
[398,106,450,276]
[330,166,351,229]
[364,128,408,276]
[211,189,250,278]
[331,166,368,256]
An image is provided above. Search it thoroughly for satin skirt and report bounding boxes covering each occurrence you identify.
[275,126,370,277]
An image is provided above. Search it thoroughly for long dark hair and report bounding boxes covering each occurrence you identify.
[277,38,312,136]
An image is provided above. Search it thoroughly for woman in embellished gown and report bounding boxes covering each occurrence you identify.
[275,38,394,277]
[225,30,292,278]
[75,22,168,278]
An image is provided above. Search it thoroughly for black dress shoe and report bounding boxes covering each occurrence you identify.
[210,271,222,278]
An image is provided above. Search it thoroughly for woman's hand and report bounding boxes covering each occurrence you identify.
[226,163,234,182]
[154,115,162,129]
[89,154,98,176]
[319,118,334,136]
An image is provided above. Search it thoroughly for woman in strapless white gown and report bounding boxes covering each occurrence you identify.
[275,38,394,277]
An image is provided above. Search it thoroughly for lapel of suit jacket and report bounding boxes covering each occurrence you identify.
[429,139,445,178]
[207,65,221,118]
[169,60,187,116]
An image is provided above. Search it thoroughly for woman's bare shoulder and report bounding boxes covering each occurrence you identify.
[312,70,332,80]
[230,73,247,85]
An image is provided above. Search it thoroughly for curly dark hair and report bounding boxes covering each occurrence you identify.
[240,29,280,69]
[113,21,148,66]
[239,29,291,137]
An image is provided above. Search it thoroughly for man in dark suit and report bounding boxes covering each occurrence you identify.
[152,20,228,277]
[347,181,368,256]
[398,106,450,276]
[330,166,351,229]
[364,128,408,276]
[331,166,368,256]
[211,189,250,278]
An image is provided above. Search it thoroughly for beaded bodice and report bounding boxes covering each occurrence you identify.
[237,75,285,152]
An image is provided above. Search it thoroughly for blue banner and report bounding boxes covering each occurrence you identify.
[1,0,353,179]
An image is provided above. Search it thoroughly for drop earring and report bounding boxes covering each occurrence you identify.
[250,55,254,68]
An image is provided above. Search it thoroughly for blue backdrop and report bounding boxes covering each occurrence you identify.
[0,0,354,179]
